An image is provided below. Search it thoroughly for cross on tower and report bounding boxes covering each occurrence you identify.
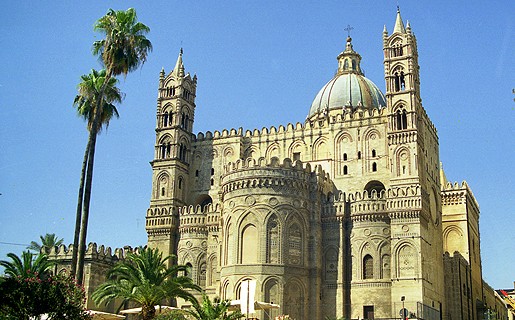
[344,24,354,37]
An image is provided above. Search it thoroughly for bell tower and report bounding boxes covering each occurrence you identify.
[146,49,197,258]
[383,8,445,315]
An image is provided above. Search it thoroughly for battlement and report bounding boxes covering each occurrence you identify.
[46,243,139,263]
[223,157,327,178]
[441,180,479,211]
[177,204,220,234]
[178,203,221,216]
[193,106,388,142]
[441,181,469,191]
[321,185,422,220]
[220,158,332,196]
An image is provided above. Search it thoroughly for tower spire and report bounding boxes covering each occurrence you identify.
[393,6,406,34]
[172,48,185,77]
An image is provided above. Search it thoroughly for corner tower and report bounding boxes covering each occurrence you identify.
[146,49,197,258]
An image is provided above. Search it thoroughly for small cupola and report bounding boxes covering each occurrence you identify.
[337,37,363,75]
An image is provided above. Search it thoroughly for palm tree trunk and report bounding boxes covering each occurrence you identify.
[142,304,156,320]
[71,142,89,277]
[76,71,113,285]
[76,128,98,284]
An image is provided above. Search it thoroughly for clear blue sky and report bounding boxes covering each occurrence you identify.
[0,1,513,289]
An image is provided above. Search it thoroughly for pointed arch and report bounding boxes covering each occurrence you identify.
[335,131,353,175]
[244,145,259,160]
[394,242,418,278]
[443,225,464,254]
[289,139,306,162]
[324,246,339,281]
[283,278,305,320]
[156,172,170,198]
[313,137,330,160]
[395,146,411,176]
[263,277,281,320]
[265,143,280,161]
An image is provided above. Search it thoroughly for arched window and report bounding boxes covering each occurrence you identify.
[344,59,349,70]
[358,151,361,160]
[372,162,377,172]
[343,153,348,161]
[161,187,165,197]
[178,178,183,190]
[343,165,348,175]
[371,149,376,157]
[363,254,374,279]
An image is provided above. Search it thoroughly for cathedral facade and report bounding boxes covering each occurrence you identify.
[144,9,485,320]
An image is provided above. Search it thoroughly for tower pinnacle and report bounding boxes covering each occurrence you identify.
[393,7,406,34]
[172,48,185,77]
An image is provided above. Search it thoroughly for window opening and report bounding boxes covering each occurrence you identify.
[358,151,361,160]
[372,162,377,172]
[293,152,301,161]
[343,153,348,161]
[343,165,348,175]
[371,149,376,157]
[363,255,374,279]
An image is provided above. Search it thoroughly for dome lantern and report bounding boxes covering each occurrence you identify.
[308,35,386,118]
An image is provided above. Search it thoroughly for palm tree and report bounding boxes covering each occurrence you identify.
[27,233,64,253]
[92,247,200,320]
[71,68,122,278]
[74,7,152,284]
[185,295,244,320]
[0,251,54,279]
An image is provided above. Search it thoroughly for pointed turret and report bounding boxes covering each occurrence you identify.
[172,48,185,77]
[393,6,406,34]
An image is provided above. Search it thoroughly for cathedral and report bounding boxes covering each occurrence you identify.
[47,8,508,320]
[144,8,488,320]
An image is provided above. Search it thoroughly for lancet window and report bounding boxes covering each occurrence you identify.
[395,109,408,130]
[394,71,406,92]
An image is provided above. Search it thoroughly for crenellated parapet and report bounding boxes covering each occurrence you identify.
[46,243,139,265]
[321,185,422,223]
[221,158,333,198]
[178,203,221,234]
[146,206,178,236]
[194,106,388,143]
[441,180,479,211]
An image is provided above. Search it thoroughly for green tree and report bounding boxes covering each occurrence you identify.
[73,7,152,283]
[71,68,122,279]
[184,295,244,320]
[27,233,64,253]
[92,247,200,320]
[0,251,54,278]
[0,252,90,319]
